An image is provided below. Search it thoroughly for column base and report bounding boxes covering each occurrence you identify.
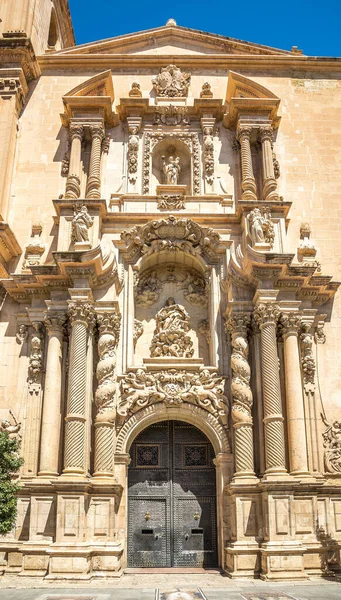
[37,470,59,478]
[232,472,258,484]
[261,468,295,482]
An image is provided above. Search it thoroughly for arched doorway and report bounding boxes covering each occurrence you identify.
[127,420,218,568]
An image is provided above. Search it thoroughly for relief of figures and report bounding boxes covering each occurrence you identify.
[150,297,194,358]
[247,206,275,248]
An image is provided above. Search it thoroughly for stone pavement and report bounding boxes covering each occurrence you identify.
[0,574,341,600]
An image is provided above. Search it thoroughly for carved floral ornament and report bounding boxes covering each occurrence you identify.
[323,419,341,473]
[121,215,222,264]
[118,367,228,427]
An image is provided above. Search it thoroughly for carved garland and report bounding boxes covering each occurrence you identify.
[118,368,228,427]
[121,215,221,264]
[142,132,201,195]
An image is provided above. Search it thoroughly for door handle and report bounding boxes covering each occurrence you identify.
[155,533,159,540]
[185,533,189,540]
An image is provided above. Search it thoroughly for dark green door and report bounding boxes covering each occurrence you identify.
[128,420,217,567]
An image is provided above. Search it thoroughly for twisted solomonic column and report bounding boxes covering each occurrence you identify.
[254,303,288,478]
[280,313,310,477]
[226,313,256,479]
[86,124,105,199]
[65,123,83,199]
[94,311,121,477]
[259,125,280,201]
[63,302,96,475]
[39,312,66,477]
[237,124,257,201]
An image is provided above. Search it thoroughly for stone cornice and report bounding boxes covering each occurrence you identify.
[37,53,341,73]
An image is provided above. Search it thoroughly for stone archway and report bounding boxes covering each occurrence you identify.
[115,403,233,568]
[127,419,218,568]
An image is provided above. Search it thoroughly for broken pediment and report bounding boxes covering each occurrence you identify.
[60,70,117,126]
[224,71,281,129]
[50,23,294,58]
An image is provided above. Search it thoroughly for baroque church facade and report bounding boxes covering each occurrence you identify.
[1,0,341,581]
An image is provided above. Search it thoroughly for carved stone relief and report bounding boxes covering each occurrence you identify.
[135,265,209,307]
[152,65,191,97]
[142,132,200,195]
[157,194,185,211]
[22,223,45,272]
[198,319,210,346]
[315,320,326,344]
[202,126,215,186]
[300,324,316,390]
[247,206,275,249]
[323,420,341,473]
[150,297,194,358]
[28,322,43,394]
[95,312,121,423]
[128,126,139,184]
[118,367,228,426]
[133,319,144,348]
[225,314,253,424]
[121,215,221,263]
[0,409,21,441]
[154,105,189,126]
[16,324,28,344]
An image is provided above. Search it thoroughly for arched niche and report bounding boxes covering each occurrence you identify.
[133,251,211,366]
[151,138,191,193]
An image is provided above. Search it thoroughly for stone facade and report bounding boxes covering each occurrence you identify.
[0,1,341,581]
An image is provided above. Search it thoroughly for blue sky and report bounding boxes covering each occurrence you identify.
[68,0,340,56]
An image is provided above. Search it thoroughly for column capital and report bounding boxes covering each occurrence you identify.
[225,312,251,336]
[44,311,66,334]
[90,124,105,140]
[253,302,280,328]
[259,125,273,143]
[68,301,96,328]
[96,311,121,343]
[280,312,302,337]
[237,124,252,140]
[69,123,84,141]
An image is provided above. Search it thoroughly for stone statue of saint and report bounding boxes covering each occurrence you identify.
[72,205,93,243]
[247,208,265,245]
[162,155,181,185]
[150,297,194,358]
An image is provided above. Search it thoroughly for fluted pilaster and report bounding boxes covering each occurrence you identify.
[237,125,257,201]
[63,302,95,475]
[254,303,287,478]
[86,124,104,199]
[39,312,66,477]
[226,313,256,480]
[281,313,310,477]
[65,124,83,199]
[259,125,279,201]
[94,311,121,477]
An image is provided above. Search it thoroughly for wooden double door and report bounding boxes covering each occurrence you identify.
[128,420,217,568]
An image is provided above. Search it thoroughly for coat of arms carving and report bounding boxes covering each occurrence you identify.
[152,64,191,97]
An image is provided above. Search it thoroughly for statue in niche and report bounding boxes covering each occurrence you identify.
[162,155,181,185]
[150,297,194,358]
[72,204,93,243]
